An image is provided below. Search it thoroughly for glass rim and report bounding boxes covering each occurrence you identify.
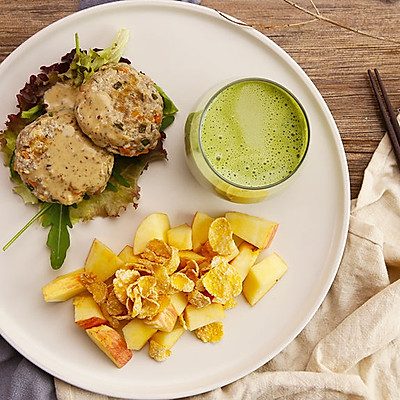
[198,77,311,191]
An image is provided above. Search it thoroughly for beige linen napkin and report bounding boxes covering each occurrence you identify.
[55,133,400,400]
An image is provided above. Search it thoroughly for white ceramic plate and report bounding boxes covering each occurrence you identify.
[0,1,350,398]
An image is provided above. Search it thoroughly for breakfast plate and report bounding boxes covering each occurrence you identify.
[0,1,350,398]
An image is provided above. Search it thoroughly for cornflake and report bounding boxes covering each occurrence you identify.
[202,260,242,304]
[188,289,211,308]
[126,285,142,318]
[113,269,140,303]
[195,322,224,343]
[171,272,195,292]
[106,287,127,316]
[148,340,171,361]
[138,297,160,319]
[80,273,107,303]
[208,217,238,256]
[223,297,238,310]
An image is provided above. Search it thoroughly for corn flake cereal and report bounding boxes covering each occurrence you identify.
[138,297,160,319]
[171,272,195,292]
[79,273,107,303]
[147,239,172,258]
[106,288,127,316]
[223,297,238,309]
[126,285,142,318]
[208,217,238,256]
[136,276,157,299]
[153,264,171,294]
[188,289,211,308]
[195,322,224,343]
[113,269,140,303]
[164,246,180,274]
[202,260,242,303]
[148,340,172,362]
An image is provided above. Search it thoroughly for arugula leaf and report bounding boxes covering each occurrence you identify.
[41,204,72,269]
[2,203,52,251]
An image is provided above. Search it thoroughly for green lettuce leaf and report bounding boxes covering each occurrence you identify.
[65,28,130,86]
[155,84,179,116]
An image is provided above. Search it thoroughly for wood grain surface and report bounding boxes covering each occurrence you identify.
[1,0,400,199]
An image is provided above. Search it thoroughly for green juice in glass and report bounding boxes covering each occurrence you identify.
[185,79,310,203]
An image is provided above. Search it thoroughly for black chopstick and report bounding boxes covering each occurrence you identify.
[368,69,400,169]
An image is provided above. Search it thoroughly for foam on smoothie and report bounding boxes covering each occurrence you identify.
[200,80,309,188]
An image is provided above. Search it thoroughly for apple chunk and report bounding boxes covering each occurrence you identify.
[230,242,260,281]
[151,324,185,349]
[169,292,188,316]
[86,325,132,368]
[191,211,214,251]
[225,211,278,249]
[42,268,85,302]
[122,318,157,351]
[242,252,288,306]
[144,297,178,332]
[118,245,141,265]
[133,213,170,255]
[73,294,107,329]
[167,223,192,250]
[184,304,225,331]
[84,239,125,282]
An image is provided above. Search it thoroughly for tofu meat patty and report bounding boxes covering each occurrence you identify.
[75,62,164,157]
[14,110,114,205]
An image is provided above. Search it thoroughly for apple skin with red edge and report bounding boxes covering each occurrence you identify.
[73,294,108,329]
[86,324,132,368]
[225,211,278,249]
[42,268,85,302]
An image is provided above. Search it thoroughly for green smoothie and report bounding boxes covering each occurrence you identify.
[199,79,309,189]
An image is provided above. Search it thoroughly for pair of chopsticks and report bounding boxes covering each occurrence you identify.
[368,69,400,168]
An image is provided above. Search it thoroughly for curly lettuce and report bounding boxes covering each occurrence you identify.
[65,28,130,86]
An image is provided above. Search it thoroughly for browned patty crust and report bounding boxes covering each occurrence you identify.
[75,62,163,157]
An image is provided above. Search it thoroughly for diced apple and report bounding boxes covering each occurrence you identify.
[133,213,170,255]
[178,250,207,266]
[167,223,192,250]
[170,292,188,315]
[84,239,125,282]
[151,324,185,349]
[86,324,132,368]
[122,318,158,351]
[191,212,214,251]
[73,294,107,329]
[230,242,260,281]
[118,245,141,265]
[242,252,288,306]
[225,211,278,249]
[184,303,225,331]
[42,268,85,302]
[144,297,178,332]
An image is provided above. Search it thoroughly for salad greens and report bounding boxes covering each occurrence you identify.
[65,28,130,86]
[42,204,72,270]
[1,29,177,269]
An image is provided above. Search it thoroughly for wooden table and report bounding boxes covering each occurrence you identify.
[1,0,400,199]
